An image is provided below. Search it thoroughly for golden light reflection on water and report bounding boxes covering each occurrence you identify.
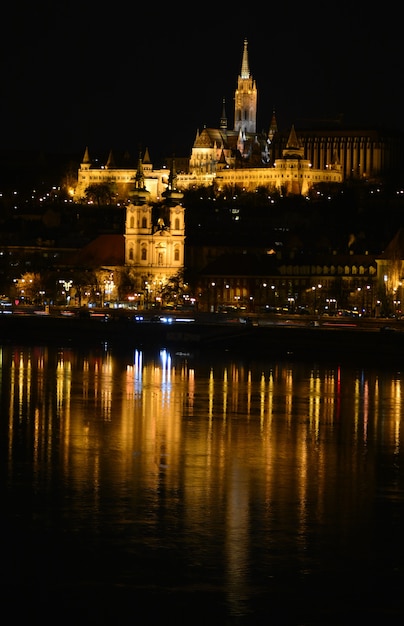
[2,344,404,619]
[4,346,403,479]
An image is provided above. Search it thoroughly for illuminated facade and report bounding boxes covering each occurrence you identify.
[73,39,402,201]
[124,161,185,307]
[213,125,342,196]
[270,126,403,182]
[74,146,169,202]
[184,38,270,183]
[177,38,394,194]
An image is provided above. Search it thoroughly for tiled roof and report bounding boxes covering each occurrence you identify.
[382,228,404,259]
[66,235,125,267]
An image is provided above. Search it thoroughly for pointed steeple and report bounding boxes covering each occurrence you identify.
[131,152,150,205]
[168,158,177,190]
[105,149,115,169]
[162,157,184,205]
[268,110,278,142]
[286,124,301,149]
[220,98,227,130]
[234,39,257,134]
[143,146,151,164]
[135,152,145,189]
[286,125,301,150]
[82,146,91,164]
[241,38,250,79]
[282,125,304,159]
[80,146,91,171]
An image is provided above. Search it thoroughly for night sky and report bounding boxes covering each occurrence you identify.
[1,3,403,164]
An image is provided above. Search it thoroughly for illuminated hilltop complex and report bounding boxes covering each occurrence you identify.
[34,40,401,314]
[74,39,400,202]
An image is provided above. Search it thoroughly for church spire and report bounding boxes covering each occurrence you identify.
[234,39,257,134]
[135,152,145,189]
[268,109,278,142]
[131,151,150,205]
[162,157,184,205]
[241,38,250,79]
[220,98,227,130]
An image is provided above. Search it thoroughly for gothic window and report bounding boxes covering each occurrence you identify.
[141,248,147,261]
[141,217,147,228]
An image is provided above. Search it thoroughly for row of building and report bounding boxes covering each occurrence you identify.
[74,39,403,202]
[4,40,404,315]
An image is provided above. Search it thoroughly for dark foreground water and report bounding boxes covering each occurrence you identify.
[1,342,404,625]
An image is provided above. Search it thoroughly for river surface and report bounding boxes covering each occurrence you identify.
[1,341,404,625]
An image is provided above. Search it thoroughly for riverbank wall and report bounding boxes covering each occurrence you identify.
[1,313,404,366]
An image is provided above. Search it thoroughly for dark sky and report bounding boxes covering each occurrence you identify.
[1,3,403,164]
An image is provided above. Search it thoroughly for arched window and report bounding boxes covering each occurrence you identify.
[130,216,134,228]
[174,248,180,261]
[141,217,147,228]
[129,247,134,260]
[174,218,180,230]
[141,248,147,261]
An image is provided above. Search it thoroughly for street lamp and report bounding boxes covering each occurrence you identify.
[312,284,322,314]
[211,282,216,313]
[59,279,72,306]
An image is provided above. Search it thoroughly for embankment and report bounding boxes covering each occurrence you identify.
[1,313,404,366]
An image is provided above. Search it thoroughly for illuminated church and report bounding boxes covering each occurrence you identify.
[177,39,344,196]
[74,39,402,202]
[123,159,186,307]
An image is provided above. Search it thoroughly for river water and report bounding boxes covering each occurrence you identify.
[1,341,403,625]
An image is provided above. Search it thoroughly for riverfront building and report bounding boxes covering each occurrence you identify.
[123,163,186,309]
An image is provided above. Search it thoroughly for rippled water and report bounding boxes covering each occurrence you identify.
[1,343,404,625]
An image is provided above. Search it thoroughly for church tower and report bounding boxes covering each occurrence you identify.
[125,152,153,267]
[234,39,257,134]
[124,156,186,307]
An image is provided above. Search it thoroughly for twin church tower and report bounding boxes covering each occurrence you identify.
[72,39,401,305]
